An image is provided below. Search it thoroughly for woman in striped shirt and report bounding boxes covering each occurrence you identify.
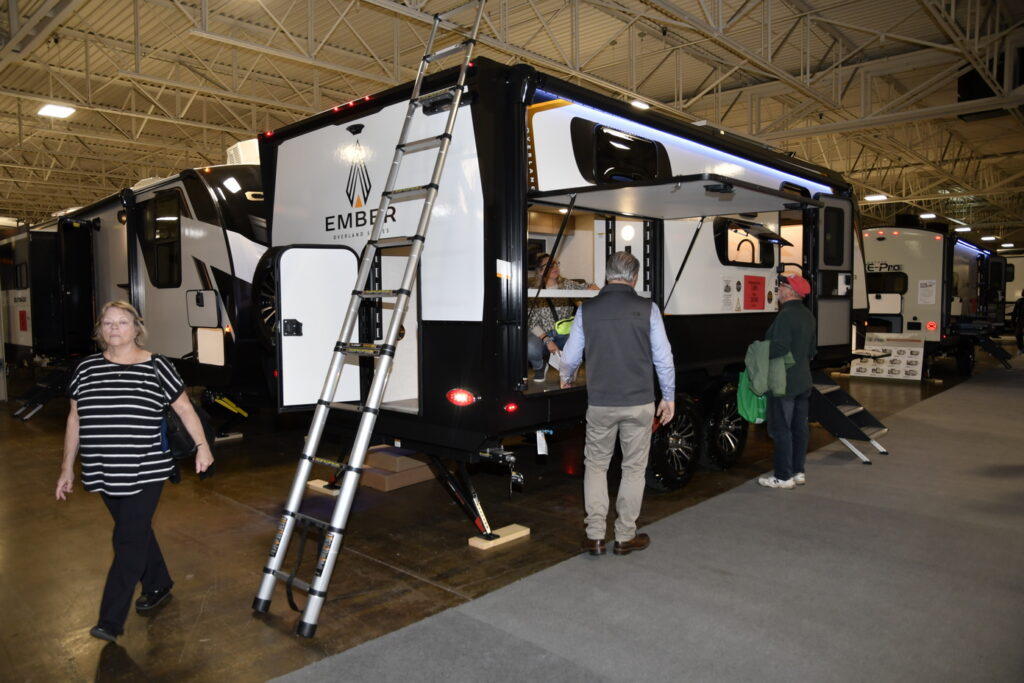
[55,301,214,642]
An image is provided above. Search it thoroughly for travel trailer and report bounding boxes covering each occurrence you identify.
[257,57,868,493]
[861,218,1008,374]
[14,154,267,397]
[0,231,31,363]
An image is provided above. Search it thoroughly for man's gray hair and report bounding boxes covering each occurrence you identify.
[606,251,639,283]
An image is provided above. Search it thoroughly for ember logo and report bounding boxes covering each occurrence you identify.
[345,142,371,208]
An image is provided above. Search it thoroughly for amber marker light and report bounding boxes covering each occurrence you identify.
[446,389,476,407]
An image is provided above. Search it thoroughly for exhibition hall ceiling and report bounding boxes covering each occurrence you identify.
[1,0,1022,247]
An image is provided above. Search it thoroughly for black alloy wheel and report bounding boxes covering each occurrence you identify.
[252,248,281,350]
[701,383,748,470]
[646,398,701,492]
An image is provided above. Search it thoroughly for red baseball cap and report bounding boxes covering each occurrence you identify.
[780,275,811,297]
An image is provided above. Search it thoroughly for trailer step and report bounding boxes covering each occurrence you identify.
[813,383,840,394]
[838,404,865,417]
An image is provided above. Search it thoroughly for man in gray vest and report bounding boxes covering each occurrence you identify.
[560,252,675,556]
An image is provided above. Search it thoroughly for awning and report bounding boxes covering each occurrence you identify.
[529,173,823,220]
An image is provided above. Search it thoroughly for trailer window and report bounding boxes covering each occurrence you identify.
[713,217,774,268]
[823,207,845,266]
[570,118,671,184]
[140,191,182,288]
[866,272,908,294]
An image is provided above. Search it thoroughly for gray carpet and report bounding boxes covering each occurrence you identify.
[273,362,1024,683]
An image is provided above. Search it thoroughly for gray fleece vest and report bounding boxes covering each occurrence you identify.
[581,283,655,407]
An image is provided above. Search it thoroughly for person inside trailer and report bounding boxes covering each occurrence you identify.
[527,252,597,383]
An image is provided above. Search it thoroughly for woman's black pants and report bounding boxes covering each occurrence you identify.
[98,481,172,634]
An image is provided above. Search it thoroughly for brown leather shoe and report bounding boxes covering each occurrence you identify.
[613,533,650,555]
[581,537,606,556]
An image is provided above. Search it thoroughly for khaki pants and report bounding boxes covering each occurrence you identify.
[583,402,655,543]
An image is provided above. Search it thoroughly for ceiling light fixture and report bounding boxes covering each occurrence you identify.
[38,104,75,118]
[954,226,971,232]
[981,236,997,241]
[920,213,936,219]
[630,100,650,110]
[863,194,887,201]
[1001,243,1014,248]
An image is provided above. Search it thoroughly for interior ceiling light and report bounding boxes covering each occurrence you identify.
[920,213,936,219]
[954,226,971,232]
[630,99,650,110]
[38,104,75,118]
[981,236,997,241]
[863,194,887,201]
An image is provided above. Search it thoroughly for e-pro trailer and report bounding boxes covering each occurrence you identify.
[862,220,1009,374]
[258,56,867,493]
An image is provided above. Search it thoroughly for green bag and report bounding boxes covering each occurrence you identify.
[737,370,766,424]
[553,317,574,336]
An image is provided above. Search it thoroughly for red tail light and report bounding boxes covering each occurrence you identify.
[926,321,938,331]
[446,389,476,406]
[503,402,518,413]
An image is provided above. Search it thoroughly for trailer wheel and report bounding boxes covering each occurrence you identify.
[702,383,748,470]
[252,248,281,350]
[646,398,700,492]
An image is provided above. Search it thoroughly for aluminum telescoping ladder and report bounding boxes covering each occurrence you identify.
[252,1,487,638]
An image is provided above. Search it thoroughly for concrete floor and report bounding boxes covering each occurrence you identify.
[0,347,1002,682]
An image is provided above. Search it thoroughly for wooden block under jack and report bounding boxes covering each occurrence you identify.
[468,523,531,549]
[360,464,434,492]
[307,478,341,496]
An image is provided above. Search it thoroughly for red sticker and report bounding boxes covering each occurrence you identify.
[743,275,765,310]
[19,310,28,331]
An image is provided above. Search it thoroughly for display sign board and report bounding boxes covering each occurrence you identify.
[850,332,926,381]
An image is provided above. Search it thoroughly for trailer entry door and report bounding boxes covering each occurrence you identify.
[276,245,360,410]
[813,195,854,348]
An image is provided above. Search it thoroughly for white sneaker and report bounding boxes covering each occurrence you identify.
[794,473,806,486]
[758,473,795,489]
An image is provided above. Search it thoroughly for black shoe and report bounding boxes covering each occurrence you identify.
[135,586,172,612]
[90,625,118,642]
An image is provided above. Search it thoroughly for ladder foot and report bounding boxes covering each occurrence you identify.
[296,621,318,638]
[862,460,873,465]
[252,597,271,613]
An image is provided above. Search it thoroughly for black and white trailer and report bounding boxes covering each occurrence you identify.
[258,57,868,492]
[11,156,268,418]
[861,218,1009,374]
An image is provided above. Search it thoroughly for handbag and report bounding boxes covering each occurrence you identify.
[152,356,215,460]
[737,370,766,424]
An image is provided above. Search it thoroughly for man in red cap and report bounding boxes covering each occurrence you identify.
[758,274,817,489]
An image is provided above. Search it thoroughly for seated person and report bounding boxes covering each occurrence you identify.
[527,253,597,382]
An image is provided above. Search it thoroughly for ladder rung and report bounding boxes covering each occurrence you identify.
[425,40,471,63]
[312,457,343,469]
[839,404,865,417]
[398,134,448,154]
[385,185,436,202]
[339,342,384,356]
[356,289,409,299]
[862,426,888,439]
[370,236,421,250]
[814,383,840,394]
[329,401,364,413]
[271,570,311,593]
[415,86,459,106]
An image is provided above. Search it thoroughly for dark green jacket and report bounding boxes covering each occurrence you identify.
[765,299,817,397]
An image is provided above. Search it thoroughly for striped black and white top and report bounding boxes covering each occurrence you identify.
[67,353,184,496]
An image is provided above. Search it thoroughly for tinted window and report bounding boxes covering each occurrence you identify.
[823,206,845,266]
[141,191,182,288]
[569,118,671,184]
[866,272,908,294]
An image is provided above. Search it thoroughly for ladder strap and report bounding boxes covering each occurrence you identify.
[307,588,328,598]
[380,344,396,358]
